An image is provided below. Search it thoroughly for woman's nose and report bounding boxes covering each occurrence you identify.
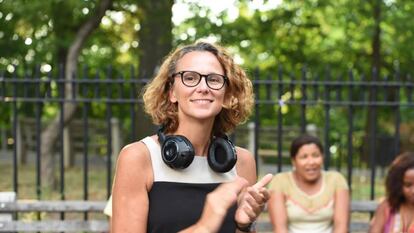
[309,157,318,165]
[196,77,209,92]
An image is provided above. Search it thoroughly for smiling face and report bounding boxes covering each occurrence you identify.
[169,51,226,123]
[402,168,414,205]
[292,143,324,183]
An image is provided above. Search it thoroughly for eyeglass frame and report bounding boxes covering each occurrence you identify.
[170,70,228,90]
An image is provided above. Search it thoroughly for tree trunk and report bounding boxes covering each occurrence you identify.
[371,0,381,73]
[364,0,381,196]
[135,0,173,139]
[41,0,113,189]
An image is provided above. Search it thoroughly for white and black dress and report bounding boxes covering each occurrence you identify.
[142,136,238,233]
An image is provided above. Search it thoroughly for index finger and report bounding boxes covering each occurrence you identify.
[253,173,273,189]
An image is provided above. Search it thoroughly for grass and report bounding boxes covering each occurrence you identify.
[0,162,110,222]
[0,163,109,201]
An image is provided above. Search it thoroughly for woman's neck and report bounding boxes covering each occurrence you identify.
[174,121,214,156]
[292,171,323,195]
[402,202,414,211]
[400,203,414,232]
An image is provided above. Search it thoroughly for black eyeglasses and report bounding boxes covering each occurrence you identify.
[171,71,228,90]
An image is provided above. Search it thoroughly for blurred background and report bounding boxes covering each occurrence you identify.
[1,0,414,207]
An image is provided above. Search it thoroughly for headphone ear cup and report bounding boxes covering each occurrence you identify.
[161,135,195,169]
[207,137,237,173]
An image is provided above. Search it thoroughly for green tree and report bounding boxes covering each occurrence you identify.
[41,0,113,188]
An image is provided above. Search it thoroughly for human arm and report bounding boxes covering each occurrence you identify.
[333,189,350,233]
[268,190,289,233]
[111,142,152,233]
[178,177,248,233]
[180,147,272,233]
[368,201,389,233]
[234,147,273,232]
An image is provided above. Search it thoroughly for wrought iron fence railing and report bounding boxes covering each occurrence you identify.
[1,65,413,202]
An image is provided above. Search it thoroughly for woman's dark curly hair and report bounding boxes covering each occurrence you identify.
[386,151,414,212]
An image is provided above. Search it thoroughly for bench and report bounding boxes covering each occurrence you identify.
[0,193,377,232]
[0,192,108,232]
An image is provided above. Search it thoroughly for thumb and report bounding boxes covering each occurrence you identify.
[253,173,273,189]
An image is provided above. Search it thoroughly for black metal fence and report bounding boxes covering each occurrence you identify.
[1,65,413,202]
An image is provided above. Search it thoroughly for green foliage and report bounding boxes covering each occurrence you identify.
[174,0,414,77]
[0,0,93,67]
[0,0,142,70]
[1,0,414,169]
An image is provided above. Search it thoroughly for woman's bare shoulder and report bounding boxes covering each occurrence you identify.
[122,135,157,154]
[115,136,157,190]
[235,146,254,162]
[116,136,157,170]
[376,199,390,212]
[120,141,147,159]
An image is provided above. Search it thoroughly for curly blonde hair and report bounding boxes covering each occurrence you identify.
[142,41,254,135]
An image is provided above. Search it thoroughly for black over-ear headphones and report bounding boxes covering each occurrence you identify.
[157,126,237,173]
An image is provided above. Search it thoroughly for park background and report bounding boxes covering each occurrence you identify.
[1,0,414,231]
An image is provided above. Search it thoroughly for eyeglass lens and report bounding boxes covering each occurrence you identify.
[180,71,225,90]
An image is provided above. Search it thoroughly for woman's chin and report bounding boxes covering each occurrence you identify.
[303,173,321,184]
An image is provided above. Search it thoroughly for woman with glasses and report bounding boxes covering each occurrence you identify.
[109,41,273,233]
[268,134,349,233]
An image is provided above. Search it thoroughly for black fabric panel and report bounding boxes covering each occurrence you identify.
[147,182,237,233]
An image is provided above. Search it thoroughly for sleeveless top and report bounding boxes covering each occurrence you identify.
[383,203,414,233]
[270,171,349,233]
[143,136,238,233]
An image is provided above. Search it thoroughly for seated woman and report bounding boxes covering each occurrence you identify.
[369,151,414,233]
[268,134,349,233]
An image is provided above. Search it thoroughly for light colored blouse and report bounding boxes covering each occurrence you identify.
[270,171,349,233]
[382,203,414,233]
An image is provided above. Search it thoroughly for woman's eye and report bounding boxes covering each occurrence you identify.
[184,75,197,82]
[184,76,194,80]
[298,154,307,159]
[209,77,220,83]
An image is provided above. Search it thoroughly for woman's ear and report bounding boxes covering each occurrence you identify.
[169,88,177,103]
[291,158,296,171]
[222,95,237,109]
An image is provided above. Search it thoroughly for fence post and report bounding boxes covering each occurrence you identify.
[247,122,264,168]
[111,118,121,164]
[16,119,24,164]
[247,122,255,155]
[0,192,16,223]
[64,127,74,168]
[0,126,6,156]
[20,119,31,164]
